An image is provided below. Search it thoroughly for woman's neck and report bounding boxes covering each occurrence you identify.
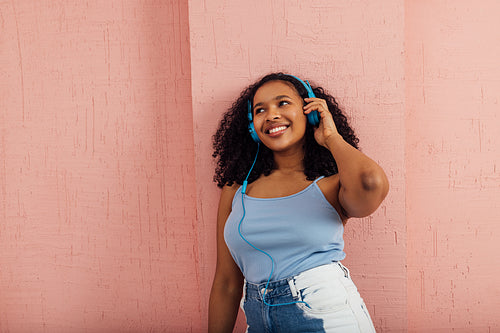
[272,148,305,174]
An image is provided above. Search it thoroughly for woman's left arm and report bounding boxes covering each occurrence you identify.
[325,134,389,218]
[304,98,389,218]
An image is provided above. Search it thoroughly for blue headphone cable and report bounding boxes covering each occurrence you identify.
[238,143,309,308]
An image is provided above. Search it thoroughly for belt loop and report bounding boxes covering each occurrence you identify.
[288,279,298,298]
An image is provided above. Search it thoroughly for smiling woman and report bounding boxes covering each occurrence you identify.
[209,73,389,332]
[251,81,308,152]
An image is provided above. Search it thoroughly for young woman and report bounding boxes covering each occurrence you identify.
[209,73,389,332]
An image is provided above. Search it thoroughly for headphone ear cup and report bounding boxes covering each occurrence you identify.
[307,110,320,126]
[285,75,320,127]
[247,100,261,143]
[248,122,261,143]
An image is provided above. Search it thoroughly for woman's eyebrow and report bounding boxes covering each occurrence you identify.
[253,95,292,109]
[275,95,292,100]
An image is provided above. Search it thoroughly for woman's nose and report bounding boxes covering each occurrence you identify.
[266,106,281,120]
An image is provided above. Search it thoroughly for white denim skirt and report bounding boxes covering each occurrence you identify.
[241,262,376,332]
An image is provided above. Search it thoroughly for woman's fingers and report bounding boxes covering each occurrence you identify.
[303,98,328,113]
[303,98,332,122]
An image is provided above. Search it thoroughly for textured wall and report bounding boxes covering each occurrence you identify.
[189,1,407,331]
[405,1,500,331]
[0,1,201,332]
[1,0,499,332]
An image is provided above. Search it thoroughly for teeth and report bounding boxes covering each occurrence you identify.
[269,126,287,134]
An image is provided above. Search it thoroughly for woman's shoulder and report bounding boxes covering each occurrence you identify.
[316,174,349,221]
[217,183,241,221]
[219,183,241,204]
[315,173,339,188]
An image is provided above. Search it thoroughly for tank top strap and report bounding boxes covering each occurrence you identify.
[313,175,325,184]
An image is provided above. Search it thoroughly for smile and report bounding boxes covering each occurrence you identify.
[265,124,290,137]
[268,126,288,134]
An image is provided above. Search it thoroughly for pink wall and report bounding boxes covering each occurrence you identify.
[1,0,499,332]
[0,1,202,332]
[405,1,500,331]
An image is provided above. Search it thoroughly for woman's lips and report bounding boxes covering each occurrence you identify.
[266,125,289,137]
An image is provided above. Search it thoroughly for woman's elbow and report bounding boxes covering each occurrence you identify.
[360,169,389,198]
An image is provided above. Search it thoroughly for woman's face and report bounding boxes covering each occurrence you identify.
[251,80,307,153]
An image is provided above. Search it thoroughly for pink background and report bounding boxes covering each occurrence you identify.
[1,1,499,332]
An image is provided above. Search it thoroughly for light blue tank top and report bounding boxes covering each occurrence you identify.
[224,176,345,284]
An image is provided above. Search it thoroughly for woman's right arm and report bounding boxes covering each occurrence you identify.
[208,185,244,333]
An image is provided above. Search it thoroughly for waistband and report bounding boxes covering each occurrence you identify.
[244,262,350,300]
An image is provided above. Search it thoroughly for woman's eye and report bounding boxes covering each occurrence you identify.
[255,108,265,114]
[279,100,290,107]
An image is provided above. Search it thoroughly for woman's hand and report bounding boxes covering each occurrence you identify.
[303,97,340,147]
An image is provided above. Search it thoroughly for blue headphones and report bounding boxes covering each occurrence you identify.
[247,75,320,143]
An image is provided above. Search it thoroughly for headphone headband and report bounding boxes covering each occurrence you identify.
[285,75,316,99]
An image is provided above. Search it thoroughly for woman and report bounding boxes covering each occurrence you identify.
[209,72,389,332]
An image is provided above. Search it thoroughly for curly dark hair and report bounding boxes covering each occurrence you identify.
[212,72,359,188]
